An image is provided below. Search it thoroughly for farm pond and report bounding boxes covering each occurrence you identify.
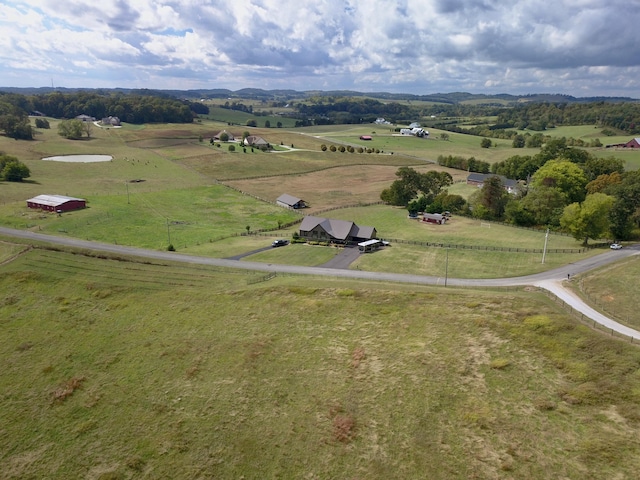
[42,155,113,163]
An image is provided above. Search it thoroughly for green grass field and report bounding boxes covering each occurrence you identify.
[0,119,612,278]
[2,115,640,479]
[573,254,640,330]
[2,245,640,479]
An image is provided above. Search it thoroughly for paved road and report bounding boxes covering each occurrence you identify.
[1,226,639,339]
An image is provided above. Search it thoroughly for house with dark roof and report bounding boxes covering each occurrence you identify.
[467,173,519,194]
[101,116,121,126]
[277,194,307,209]
[299,216,376,243]
[75,114,95,122]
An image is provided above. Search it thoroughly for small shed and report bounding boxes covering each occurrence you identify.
[359,135,372,140]
[277,194,307,209]
[26,194,86,212]
[422,213,446,224]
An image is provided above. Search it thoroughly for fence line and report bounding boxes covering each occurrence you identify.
[577,278,637,329]
[379,237,584,254]
[538,288,637,344]
[247,272,277,284]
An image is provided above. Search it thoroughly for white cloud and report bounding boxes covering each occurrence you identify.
[0,0,639,95]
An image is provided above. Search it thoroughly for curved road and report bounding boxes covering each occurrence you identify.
[1,226,639,339]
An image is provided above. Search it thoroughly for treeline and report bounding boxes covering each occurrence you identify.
[0,91,206,126]
[496,101,640,133]
[294,96,640,134]
[382,138,640,243]
[437,155,490,173]
[294,97,503,125]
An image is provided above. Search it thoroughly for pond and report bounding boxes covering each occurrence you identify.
[42,155,113,163]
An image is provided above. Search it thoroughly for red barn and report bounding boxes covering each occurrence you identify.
[26,194,86,212]
[624,138,640,148]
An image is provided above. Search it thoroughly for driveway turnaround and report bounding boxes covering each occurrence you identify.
[1,226,639,340]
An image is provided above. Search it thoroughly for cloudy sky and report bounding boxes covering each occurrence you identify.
[1,0,639,96]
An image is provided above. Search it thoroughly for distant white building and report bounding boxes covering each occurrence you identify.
[400,127,428,137]
[375,117,391,124]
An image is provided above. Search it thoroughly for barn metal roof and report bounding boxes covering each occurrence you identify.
[26,194,85,207]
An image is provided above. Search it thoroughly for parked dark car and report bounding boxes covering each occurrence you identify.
[272,239,289,247]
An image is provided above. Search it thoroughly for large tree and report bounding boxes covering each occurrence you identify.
[530,160,588,204]
[380,167,453,208]
[0,114,33,140]
[518,186,568,226]
[583,156,624,181]
[560,193,615,245]
[380,179,416,206]
[0,154,30,181]
[58,119,84,139]
[607,171,640,240]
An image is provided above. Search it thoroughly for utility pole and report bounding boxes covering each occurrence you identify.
[542,227,549,264]
[125,181,130,204]
[166,219,171,245]
[445,248,449,287]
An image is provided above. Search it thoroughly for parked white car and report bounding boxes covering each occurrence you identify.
[610,243,622,250]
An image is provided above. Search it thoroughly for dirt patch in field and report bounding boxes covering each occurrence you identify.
[225,164,464,212]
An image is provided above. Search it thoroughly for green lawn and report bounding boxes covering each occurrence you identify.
[243,242,340,266]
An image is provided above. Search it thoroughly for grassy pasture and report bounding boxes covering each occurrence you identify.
[0,185,300,249]
[592,148,640,171]
[306,126,535,164]
[178,149,414,181]
[575,254,640,330]
[352,242,595,278]
[201,106,298,128]
[243,242,341,266]
[0,118,629,277]
[2,246,640,479]
[316,205,598,278]
[324,204,582,248]
[224,164,467,212]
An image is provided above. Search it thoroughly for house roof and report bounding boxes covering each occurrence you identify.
[300,215,375,241]
[214,129,234,140]
[467,173,518,188]
[27,194,85,207]
[244,135,269,146]
[350,224,376,239]
[277,193,304,206]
